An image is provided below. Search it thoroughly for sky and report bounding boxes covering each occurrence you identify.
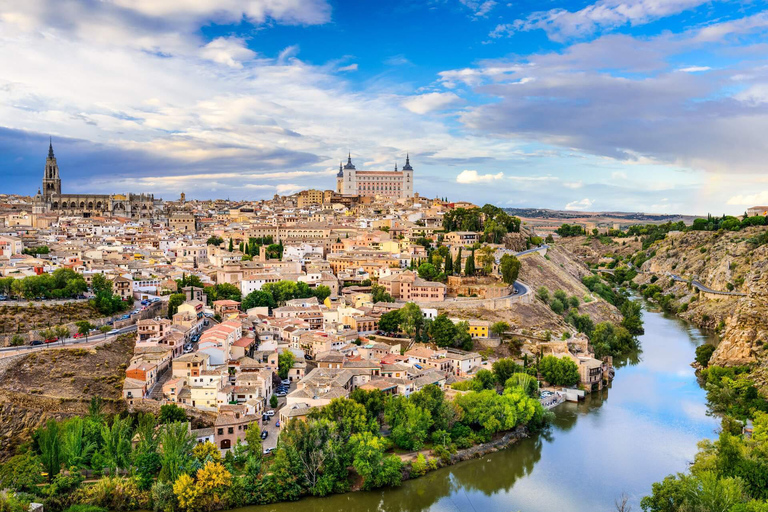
[2,0,768,215]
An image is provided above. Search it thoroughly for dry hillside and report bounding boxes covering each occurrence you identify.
[0,334,134,460]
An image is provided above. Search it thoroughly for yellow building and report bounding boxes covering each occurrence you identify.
[466,319,489,338]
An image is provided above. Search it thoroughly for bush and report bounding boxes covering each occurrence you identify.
[539,355,580,387]
[410,454,429,477]
[695,344,716,367]
[64,506,107,512]
[549,299,564,315]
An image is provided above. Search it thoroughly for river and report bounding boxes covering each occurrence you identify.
[238,304,719,512]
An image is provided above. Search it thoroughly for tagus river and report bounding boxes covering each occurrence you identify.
[240,304,719,512]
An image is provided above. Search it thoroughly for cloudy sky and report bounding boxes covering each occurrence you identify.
[2,0,768,215]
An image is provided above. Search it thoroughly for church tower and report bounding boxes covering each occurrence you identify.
[42,139,61,202]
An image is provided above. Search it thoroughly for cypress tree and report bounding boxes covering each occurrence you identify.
[465,248,475,276]
[456,247,462,275]
[445,250,453,274]
[228,238,233,252]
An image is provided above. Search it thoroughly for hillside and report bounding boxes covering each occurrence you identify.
[443,247,621,340]
[0,334,134,461]
[628,227,768,369]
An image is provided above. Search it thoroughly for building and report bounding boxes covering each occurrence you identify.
[34,140,156,219]
[169,213,197,232]
[379,271,446,302]
[336,154,414,199]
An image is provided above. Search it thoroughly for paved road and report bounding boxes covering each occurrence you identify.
[667,273,747,297]
[514,244,550,258]
[260,382,294,453]
[0,324,137,354]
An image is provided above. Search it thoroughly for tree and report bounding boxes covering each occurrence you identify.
[91,273,113,295]
[492,358,523,384]
[278,350,295,380]
[371,284,394,303]
[207,283,241,304]
[429,314,458,348]
[228,238,234,252]
[539,355,580,387]
[270,395,278,409]
[417,262,438,281]
[399,303,424,340]
[350,388,388,423]
[444,250,453,275]
[349,432,403,490]
[696,344,716,367]
[75,320,94,341]
[167,293,186,319]
[537,286,550,303]
[378,310,401,333]
[100,415,133,475]
[464,248,476,276]
[159,422,195,483]
[499,254,521,284]
[62,417,96,469]
[477,246,496,275]
[9,334,24,346]
[244,422,262,460]
[54,325,70,340]
[0,452,44,492]
[456,248,462,275]
[384,397,432,451]
[36,419,62,481]
[159,404,187,424]
[206,235,224,246]
[491,321,510,338]
[313,285,332,303]
[242,290,276,311]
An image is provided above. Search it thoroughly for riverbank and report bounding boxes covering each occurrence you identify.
[230,304,717,512]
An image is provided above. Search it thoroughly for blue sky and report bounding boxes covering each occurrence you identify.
[2,0,768,215]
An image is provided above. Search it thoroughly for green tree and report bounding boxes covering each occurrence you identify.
[242,290,277,311]
[456,248,462,276]
[158,422,195,483]
[464,248,476,276]
[384,397,432,451]
[166,293,186,319]
[349,432,403,490]
[378,310,401,333]
[490,321,510,338]
[100,415,133,475]
[492,358,523,384]
[206,235,224,246]
[499,254,521,284]
[350,388,388,423]
[0,452,44,492]
[696,344,716,368]
[371,284,394,303]
[399,302,424,341]
[444,250,453,275]
[36,419,63,481]
[91,273,113,295]
[228,238,234,252]
[539,355,580,387]
[429,314,458,348]
[278,350,295,380]
[270,395,278,409]
[75,320,94,341]
[417,263,438,281]
[159,404,187,424]
[62,417,96,469]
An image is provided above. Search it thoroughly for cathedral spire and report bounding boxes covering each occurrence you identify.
[343,152,356,170]
[394,162,398,172]
[48,137,54,159]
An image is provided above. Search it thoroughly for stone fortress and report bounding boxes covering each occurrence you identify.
[32,140,156,219]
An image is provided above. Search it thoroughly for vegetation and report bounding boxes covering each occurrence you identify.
[0,268,87,301]
[539,355,580,387]
[499,254,521,285]
[442,205,521,244]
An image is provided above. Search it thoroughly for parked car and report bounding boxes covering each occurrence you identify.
[44,337,59,344]
[263,448,273,455]
[260,431,268,439]
[30,340,44,346]
[73,333,84,339]
[264,410,275,417]
[0,295,7,301]
[274,391,287,397]
[107,329,119,335]
[275,421,280,428]
[281,379,291,386]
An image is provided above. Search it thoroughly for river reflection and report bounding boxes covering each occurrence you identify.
[237,304,718,512]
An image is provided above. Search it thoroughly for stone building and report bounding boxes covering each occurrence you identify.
[32,140,156,219]
[336,153,414,199]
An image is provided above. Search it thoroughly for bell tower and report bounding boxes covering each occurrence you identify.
[42,138,61,202]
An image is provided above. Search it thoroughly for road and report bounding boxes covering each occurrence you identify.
[260,381,295,452]
[0,324,137,355]
[0,298,91,306]
[514,244,549,258]
[667,273,747,297]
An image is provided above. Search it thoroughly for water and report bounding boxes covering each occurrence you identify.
[237,305,719,512]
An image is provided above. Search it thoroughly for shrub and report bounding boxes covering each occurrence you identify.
[410,454,429,477]
[695,344,716,367]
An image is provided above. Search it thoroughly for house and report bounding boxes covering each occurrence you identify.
[172,353,210,380]
[214,404,260,452]
[113,275,133,300]
[213,299,240,317]
[122,377,147,405]
[379,271,446,302]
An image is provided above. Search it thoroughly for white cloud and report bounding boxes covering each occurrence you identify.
[459,0,497,17]
[726,191,768,206]
[338,63,358,72]
[612,171,628,180]
[565,198,595,210]
[402,92,462,114]
[200,37,256,68]
[456,170,504,184]
[677,66,711,73]
[276,183,304,195]
[563,181,583,189]
[493,0,710,41]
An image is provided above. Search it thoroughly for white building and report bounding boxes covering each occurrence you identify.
[336,154,414,199]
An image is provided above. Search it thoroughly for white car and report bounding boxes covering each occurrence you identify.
[107,329,120,335]
[264,410,275,417]
[263,448,273,455]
